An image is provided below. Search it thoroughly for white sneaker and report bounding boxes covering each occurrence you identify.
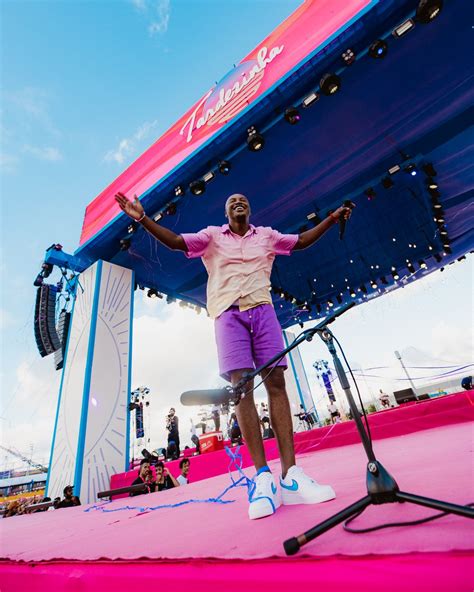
[280,465,336,505]
[248,471,281,520]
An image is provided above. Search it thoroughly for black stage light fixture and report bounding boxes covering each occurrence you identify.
[320,73,341,96]
[360,284,368,294]
[365,187,376,200]
[302,92,319,108]
[147,289,158,298]
[388,164,401,175]
[369,39,388,59]
[218,160,231,175]
[120,238,131,251]
[247,126,265,151]
[327,299,334,308]
[405,163,417,176]
[349,288,356,298]
[416,0,443,24]
[418,259,427,269]
[336,295,343,304]
[203,171,215,183]
[127,222,137,234]
[380,276,388,285]
[189,179,205,195]
[391,267,400,280]
[382,176,394,189]
[33,273,44,287]
[392,19,415,38]
[284,106,300,125]
[407,262,416,273]
[434,253,443,263]
[422,162,437,176]
[439,227,448,236]
[342,48,356,65]
[174,185,185,197]
[444,246,452,254]
[370,280,377,289]
[316,304,322,314]
[166,203,177,216]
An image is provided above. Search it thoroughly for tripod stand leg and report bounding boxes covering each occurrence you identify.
[396,491,474,518]
[283,495,372,555]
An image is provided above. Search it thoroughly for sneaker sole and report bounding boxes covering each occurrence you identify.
[248,498,281,520]
[281,488,336,506]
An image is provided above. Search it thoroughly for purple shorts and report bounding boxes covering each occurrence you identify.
[214,304,287,382]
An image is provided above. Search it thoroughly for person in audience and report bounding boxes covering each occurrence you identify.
[155,461,180,490]
[190,418,201,454]
[56,485,81,508]
[130,458,156,496]
[211,404,221,431]
[177,458,190,485]
[379,389,391,409]
[166,408,180,457]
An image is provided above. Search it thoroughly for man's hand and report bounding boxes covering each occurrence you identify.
[115,192,145,221]
[331,201,355,221]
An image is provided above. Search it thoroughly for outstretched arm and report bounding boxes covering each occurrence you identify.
[293,204,354,251]
[115,192,187,252]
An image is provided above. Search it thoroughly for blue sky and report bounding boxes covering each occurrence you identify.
[0,0,472,466]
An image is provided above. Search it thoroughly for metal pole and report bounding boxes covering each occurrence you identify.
[394,350,417,394]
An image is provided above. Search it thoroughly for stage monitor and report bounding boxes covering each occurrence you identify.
[393,388,417,404]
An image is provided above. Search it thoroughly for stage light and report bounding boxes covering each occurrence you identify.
[120,238,131,251]
[392,18,415,38]
[423,163,437,177]
[33,273,44,287]
[388,164,401,175]
[320,73,341,95]
[381,276,388,285]
[166,203,177,216]
[349,288,356,298]
[336,295,343,304]
[428,188,441,200]
[218,160,231,175]
[369,39,388,59]
[434,214,445,223]
[405,164,417,176]
[434,253,442,263]
[189,179,205,195]
[416,0,443,24]
[302,92,319,108]
[284,106,300,125]
[174,185,185,197]
[153,213,163,222]
[360,285,367,294]
[439,228,448,236]
[342,48,356,65]
[370,280,377,289]
[365,187,376,200]
[391,267,399,280]
[327,299,334,308]
[307,212,322,226]
[203,171,215,183]
[382,176,394,189]
[444,246,452,254]
[147,289,158,298]
[247,126,265,151]
[426,178,438,190]
[127,223,137,234]
[407,261,416,273]
[419,260,427,269]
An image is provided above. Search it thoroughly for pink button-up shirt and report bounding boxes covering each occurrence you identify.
[181,224,298,319]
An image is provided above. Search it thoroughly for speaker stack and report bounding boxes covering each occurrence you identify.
[54,310,71,370]
[34,285,61,357]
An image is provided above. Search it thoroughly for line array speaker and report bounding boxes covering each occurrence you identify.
[34,284,61,357]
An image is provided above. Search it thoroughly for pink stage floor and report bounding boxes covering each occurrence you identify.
[1,392,473,591]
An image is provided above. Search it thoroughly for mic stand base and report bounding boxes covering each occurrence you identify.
[283,327,474,555]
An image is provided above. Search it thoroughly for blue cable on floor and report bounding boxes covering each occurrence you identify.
[84,446,254,514]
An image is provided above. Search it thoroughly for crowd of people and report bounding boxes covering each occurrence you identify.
[130,457,190,496]
[2,484,81,518]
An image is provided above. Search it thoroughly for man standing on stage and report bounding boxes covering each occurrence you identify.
[115,191,352,519]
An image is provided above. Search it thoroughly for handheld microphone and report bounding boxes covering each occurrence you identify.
[339,200,355,240]
[180,386,236,407]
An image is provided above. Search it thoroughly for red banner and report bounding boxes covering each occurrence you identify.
[79,0,372,246]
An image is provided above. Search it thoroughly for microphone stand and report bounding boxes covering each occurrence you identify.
[228,303,474,555]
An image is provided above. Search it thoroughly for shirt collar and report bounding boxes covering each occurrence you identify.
[221,223,257,236]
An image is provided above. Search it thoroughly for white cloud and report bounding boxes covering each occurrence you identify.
[22,145,63,162]
[0,152,19,174]
[104,119,159,164]
[131,0,170,36]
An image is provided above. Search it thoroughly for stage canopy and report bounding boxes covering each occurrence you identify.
[68,0,473,328]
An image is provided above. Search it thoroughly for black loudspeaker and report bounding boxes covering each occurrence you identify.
[34,285,61,357]
[393,387,417,404]
[54,310,71,370]
[417,394,431,401]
